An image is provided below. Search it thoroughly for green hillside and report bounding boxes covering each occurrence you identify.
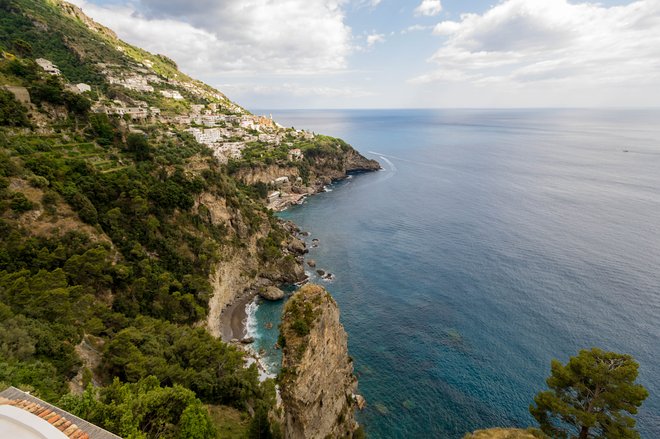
[0,0,380,437]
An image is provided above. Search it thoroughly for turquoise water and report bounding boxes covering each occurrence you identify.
[248,109,660,438]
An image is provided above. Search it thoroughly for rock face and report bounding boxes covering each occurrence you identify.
[280,284,358,439]
[344,148,381,173]
[259,285,285,301]
[464,428,539,439]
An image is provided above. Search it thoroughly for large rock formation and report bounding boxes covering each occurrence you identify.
[279,284,358,439]
[464,428,540,439]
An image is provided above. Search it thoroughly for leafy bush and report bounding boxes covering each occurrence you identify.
[10,191,33,212]
[60,378,217,439]
[0,88,29,127]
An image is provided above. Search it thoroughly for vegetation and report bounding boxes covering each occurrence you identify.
[0,88,29,126]
[0,3,292,436]
[530,348,648,439]
[60,378,216,439]
[0,1,365,437]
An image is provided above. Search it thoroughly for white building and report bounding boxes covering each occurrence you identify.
[160,90,184,100]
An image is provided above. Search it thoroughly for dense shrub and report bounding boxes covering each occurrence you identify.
[0,88,29,127]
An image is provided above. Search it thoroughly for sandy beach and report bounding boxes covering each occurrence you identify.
[220,292,255,341]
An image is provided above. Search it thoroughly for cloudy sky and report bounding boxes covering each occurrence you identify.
[70,0,660,109]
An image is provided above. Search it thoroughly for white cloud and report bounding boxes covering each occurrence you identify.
[414,0,442,17]
[221,82,374,98]
[401,24,432,34]
[366,33,386,47]
[69,0,353,75]
[415,0,660,89]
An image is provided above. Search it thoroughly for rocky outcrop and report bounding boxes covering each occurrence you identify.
[199,189,306,339]
[279,284,358,439]
[464,428,539,439]
[344,147,381,173]
[234,164,300,186]
[259,285,285,301]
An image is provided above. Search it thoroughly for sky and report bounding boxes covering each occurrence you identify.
[69,0,660,109]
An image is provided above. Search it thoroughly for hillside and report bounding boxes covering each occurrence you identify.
[0,0,377,437]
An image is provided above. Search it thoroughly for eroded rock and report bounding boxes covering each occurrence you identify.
[280,284,359,439]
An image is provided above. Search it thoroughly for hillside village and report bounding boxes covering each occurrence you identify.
[2,51,321,211]
[20,56,316,164]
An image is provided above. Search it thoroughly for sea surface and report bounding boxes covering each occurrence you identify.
[246,109,660,438]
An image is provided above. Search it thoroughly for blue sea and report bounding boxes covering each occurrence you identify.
[247,109,660,438]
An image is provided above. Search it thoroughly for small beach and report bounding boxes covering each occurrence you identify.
[220,292,255,341]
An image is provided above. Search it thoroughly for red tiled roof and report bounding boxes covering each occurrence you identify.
[0,396,88,438]
[0,387,120,439]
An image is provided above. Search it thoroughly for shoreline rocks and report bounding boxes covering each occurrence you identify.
[259,285,285,301]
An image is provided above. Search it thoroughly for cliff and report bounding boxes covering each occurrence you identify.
[279,284,359,439]
[0,0,375,436]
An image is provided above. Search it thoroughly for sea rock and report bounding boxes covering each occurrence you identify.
[316,269,325,276]
[259,286,285,301]
[240,337,255,344]
[354,394,366,411]
[307,259,317,268]
[299,231,311,237]
[265,322,273,329]
[280,284,359,439]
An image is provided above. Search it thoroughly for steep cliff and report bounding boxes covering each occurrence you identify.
[0,0,375,436]
[279,284,359,439]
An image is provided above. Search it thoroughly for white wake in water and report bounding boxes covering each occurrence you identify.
[378,155,397,172]
[369,151,454,172]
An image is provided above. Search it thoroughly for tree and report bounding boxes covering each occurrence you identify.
[0,89,29,127]
[126,133,151,161]
[530,348,648,439]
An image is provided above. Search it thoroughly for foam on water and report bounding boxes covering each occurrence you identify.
[245,298,259,339]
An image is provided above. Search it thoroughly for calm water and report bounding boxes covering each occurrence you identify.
[247,109,660,438]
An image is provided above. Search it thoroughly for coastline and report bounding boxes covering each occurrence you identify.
[216,166,380,377]
[220,291,255,341]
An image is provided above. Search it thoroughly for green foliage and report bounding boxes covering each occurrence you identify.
[0,313,81,400]
[258,231,283,262]
[101,317,264,407]
[30,75,91,115]
[248,402,275,439]
[0,2,294,437]
[0,88,29,127]
[9,191,33,213]
[11,38,32,56]
[87,113,116,146]
[530,348,649,439]
[126,133,151,161]
[290,319,310,337]
[0,0,117,84]
[156,54,178,69]
[60,378,217,439]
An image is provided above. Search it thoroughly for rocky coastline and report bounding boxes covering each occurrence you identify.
[216,158,380,345]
